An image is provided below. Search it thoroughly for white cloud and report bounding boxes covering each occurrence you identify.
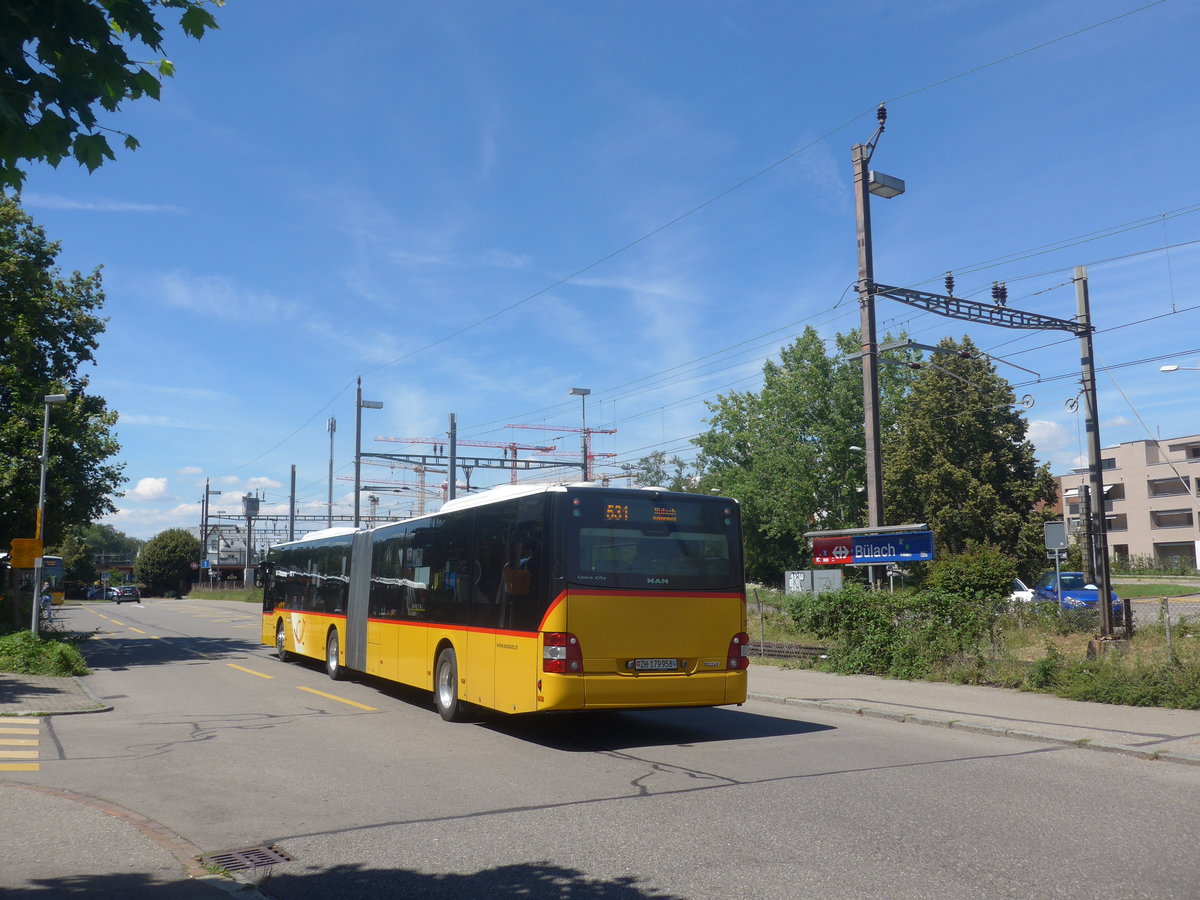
[177,466,204,475]
[22,193,185,214]
[247,477,283,490]
[127,477,170,500]
[118,413,214,430]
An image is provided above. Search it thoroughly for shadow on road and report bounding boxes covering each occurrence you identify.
[1,871,223,898]
[259,860,679,900]
[481,704,835,751]
[75,633,265,671]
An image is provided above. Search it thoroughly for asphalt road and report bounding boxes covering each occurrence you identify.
[23,598,1200,899]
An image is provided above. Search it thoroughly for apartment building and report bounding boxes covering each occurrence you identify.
[1057,433,1200,569]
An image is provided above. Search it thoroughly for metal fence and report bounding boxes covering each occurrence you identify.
[1126,596,1200,637]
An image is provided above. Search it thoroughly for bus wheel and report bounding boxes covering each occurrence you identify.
[326,629,344,681]
[275,621,291,662]
[434,647,465,722]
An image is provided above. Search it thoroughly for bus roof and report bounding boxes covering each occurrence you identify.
[274,526,357,548]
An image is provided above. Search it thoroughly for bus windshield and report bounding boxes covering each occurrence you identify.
[564,490,743,591]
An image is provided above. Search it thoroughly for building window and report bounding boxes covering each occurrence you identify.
[1148,476,1191,498]
[1150,509,1194,529]
[1107,514,1128,531]
[1101,457,1116,470]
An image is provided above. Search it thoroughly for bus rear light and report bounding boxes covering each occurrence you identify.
[543,632,583,674]
[727,632,750,670]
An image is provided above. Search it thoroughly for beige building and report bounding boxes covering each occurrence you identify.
[1057,434,1200,570]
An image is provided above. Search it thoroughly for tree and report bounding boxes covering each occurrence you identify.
[692,327,910,584]
[47,527,97,587]
[79,523,144,558]
[134,528,199,597]
[633,451,693,492]
[0,196,124,551]
[883,336,1056,580]
[0,0,221,190]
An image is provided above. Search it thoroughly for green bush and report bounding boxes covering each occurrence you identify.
[786,582,1001,680]
[0,629,89,676]
[925,543,1015,604]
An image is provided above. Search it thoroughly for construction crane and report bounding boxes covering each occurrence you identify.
[359,458,444,515]
[375,435,557,484]
[504,423,618,482]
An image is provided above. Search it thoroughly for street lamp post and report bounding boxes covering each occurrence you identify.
[200,480,222,584]
[31,393,68,634]
[569,387,591,481]
[1160,365,1200,373]
[852,105,905,539]
[354,377,384,527]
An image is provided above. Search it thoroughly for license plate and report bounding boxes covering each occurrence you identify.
[634,657,678,671]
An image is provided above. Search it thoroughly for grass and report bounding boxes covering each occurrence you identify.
[185,588,261,604]
[0,628,90,677]
[1113,582,1200,599]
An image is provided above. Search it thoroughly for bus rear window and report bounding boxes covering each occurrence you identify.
[564,492,742,590]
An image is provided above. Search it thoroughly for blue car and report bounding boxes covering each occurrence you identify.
[1033,571,1122,615]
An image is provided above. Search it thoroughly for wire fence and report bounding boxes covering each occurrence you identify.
[1126,596,1200,637]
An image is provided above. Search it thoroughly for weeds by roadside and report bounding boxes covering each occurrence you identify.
[0,627,90,677]
[777,584,1200,710]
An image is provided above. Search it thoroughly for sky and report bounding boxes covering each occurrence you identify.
[17,0,1200,541]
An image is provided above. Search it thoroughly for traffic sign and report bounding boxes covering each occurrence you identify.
[813,531,934,566]
[200,559,210,569]
[8,538,42,568]
[1043,521,1068,551]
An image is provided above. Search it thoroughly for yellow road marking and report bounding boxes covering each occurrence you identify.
[0,763,39,771]
[0,739,38,746]
[190,652,215,659]
[227,663,273,679]
[129,627,146,634]
[111,620,124,626]
[0,727,39,735]
[296,686,377,711]
[0,750,38,759]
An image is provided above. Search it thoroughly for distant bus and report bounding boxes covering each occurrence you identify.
[260,484,748,720]
[41,555,66,606]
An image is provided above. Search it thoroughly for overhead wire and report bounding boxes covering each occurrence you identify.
[215,0,1181,486]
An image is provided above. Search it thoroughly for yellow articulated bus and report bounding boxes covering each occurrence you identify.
[260,483,748,721]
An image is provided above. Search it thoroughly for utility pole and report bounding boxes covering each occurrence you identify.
[288,464,296,542]
[354,378,384,528]
[447,413,458,501]
[853,107,887,534]
[1076,266,1114,637]
[326,416,336,528]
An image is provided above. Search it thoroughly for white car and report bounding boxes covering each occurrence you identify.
[1009,578,1034,603]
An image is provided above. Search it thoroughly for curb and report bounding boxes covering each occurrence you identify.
[0,676,112,717]
[748,691,1200,768]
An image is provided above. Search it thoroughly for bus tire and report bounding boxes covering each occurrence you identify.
[275,621,292,662]
[434,647,465,722]
[326,629,344,681]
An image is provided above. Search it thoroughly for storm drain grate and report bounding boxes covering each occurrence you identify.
[201,845,295,873]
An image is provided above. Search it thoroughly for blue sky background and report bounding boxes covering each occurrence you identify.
[18,0,1200,539]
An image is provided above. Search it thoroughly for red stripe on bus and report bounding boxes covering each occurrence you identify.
[262,609,346,621]
[536,589,569,632]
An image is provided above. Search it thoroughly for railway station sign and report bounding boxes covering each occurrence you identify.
[812,530,934,566]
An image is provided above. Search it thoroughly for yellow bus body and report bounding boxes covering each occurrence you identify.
[263,585,746,715]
